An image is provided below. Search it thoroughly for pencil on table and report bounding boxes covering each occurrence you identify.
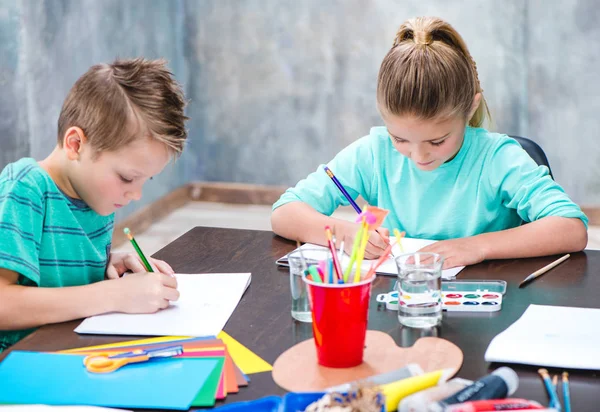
[538,368,561,410]
[519,254,570,288]
[123,228,153,272]
[562,372,571,412]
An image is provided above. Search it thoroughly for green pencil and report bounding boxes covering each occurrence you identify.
[123,227,153,272]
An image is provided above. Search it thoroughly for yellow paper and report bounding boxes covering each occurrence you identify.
[59,336,192,353]
[217,331,272,374]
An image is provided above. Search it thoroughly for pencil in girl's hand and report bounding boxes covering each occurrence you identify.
[323,166,362,214]
[123,228,154,272]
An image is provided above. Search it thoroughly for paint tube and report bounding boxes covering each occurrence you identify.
[443,398,546,411]
[380,368,455,412]
[398,378,473,412]
[428,367,519,412]
[326,363,424,393]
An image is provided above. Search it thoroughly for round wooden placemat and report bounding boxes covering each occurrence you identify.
[272,330,463,392]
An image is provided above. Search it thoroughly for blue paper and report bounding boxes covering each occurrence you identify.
[0,351,218,410]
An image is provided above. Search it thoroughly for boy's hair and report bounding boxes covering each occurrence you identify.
[377,17,491,127]
[57,58,188,156]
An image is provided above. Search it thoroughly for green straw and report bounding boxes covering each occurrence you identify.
[123,228,153,272]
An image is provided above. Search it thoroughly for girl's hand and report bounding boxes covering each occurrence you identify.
[343,226,391,260]
[108,272,179,313]
[105,252,175,279]
[416,238,486,269]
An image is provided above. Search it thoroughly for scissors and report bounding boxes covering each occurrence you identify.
[84,345,183,374]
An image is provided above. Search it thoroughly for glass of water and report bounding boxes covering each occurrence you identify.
[287,248,331,323]
[395,252,443,328]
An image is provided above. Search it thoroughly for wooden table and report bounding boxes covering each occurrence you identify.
[4,227,599,410]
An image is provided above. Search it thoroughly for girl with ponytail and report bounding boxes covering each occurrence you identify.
[272,17,587,269]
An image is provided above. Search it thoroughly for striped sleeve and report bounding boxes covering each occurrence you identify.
[0,180,43,285]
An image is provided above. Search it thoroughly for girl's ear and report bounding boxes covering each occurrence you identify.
[468,93,482,120]
[63,127,88,160]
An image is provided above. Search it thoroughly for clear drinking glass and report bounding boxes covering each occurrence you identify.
[395,252,443,328]
[287,248,331,322]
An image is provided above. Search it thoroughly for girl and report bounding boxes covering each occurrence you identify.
[271,16,587,269]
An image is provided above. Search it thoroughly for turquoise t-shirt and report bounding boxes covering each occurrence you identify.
[0,158,114,352]
[273,126,588,238]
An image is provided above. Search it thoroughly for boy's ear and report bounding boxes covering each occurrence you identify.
[468,93,482,119]
[63,127,88,161]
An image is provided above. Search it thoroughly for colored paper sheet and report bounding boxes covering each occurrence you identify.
[62,336,249,386]
[217,331,272,374]
[0,351,218,410]
[59,336,205,353]
[192,357,225,407]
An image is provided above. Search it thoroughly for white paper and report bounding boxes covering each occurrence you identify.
[75,273,251,337]
[485,304,600,369]
[277,236,464,280]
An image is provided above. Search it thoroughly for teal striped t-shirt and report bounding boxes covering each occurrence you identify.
[274,126,588,238]
[0,158,114,351]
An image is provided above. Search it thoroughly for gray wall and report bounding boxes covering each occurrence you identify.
[1,0,599,220]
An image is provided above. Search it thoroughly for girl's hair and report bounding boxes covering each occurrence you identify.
[377,17,491,127]
[58,58,188,157]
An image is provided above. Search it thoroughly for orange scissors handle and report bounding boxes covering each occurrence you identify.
[85,353,149,373]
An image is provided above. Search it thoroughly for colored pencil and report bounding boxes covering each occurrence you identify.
[538,368,561,410]
[563,372,571,412]
[123,228,153,272]
[325,226,343,281]
[323,166,362,213]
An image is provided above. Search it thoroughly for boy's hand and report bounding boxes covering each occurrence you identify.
[105,252,175,279]
[416,237,486,269]
[110,272,180,313]
[343,226,391,260]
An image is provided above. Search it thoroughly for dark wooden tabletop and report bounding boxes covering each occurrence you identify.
[4,227,599,410]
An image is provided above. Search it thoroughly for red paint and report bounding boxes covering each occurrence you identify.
[446,293,462,299]
[482,294,498,299]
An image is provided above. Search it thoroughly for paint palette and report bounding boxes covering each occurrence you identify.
[376,280,507,312]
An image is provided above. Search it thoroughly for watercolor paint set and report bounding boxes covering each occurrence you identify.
[376,280,507,312]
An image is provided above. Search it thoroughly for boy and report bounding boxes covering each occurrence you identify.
[0,58,188,352]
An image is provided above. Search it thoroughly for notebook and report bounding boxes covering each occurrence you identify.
[277,237,464,280]
[0,351,218,410]
[75,273,251,336]
[485,304,600,369]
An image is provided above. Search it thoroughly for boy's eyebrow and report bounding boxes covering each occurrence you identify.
[388,131,450,142]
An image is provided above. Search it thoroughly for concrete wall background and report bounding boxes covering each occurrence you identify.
[1,0,597,220]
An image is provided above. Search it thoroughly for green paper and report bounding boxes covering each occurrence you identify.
[192,357,225,407]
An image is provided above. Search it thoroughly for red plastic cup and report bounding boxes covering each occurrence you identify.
[303,274,375,368]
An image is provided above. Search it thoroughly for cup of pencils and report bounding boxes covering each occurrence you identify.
[303,270,374,368]
[300,224,376,368]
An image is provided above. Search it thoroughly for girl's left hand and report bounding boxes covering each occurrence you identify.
[105,252,175,279]
[416,238,486,269]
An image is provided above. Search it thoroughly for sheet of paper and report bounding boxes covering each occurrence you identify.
[217,331,273,374]
[0,351,218,410]
[0,407,131,412]
[485,304,600,369]
[75,273,251,336]
[277,237,464,280]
